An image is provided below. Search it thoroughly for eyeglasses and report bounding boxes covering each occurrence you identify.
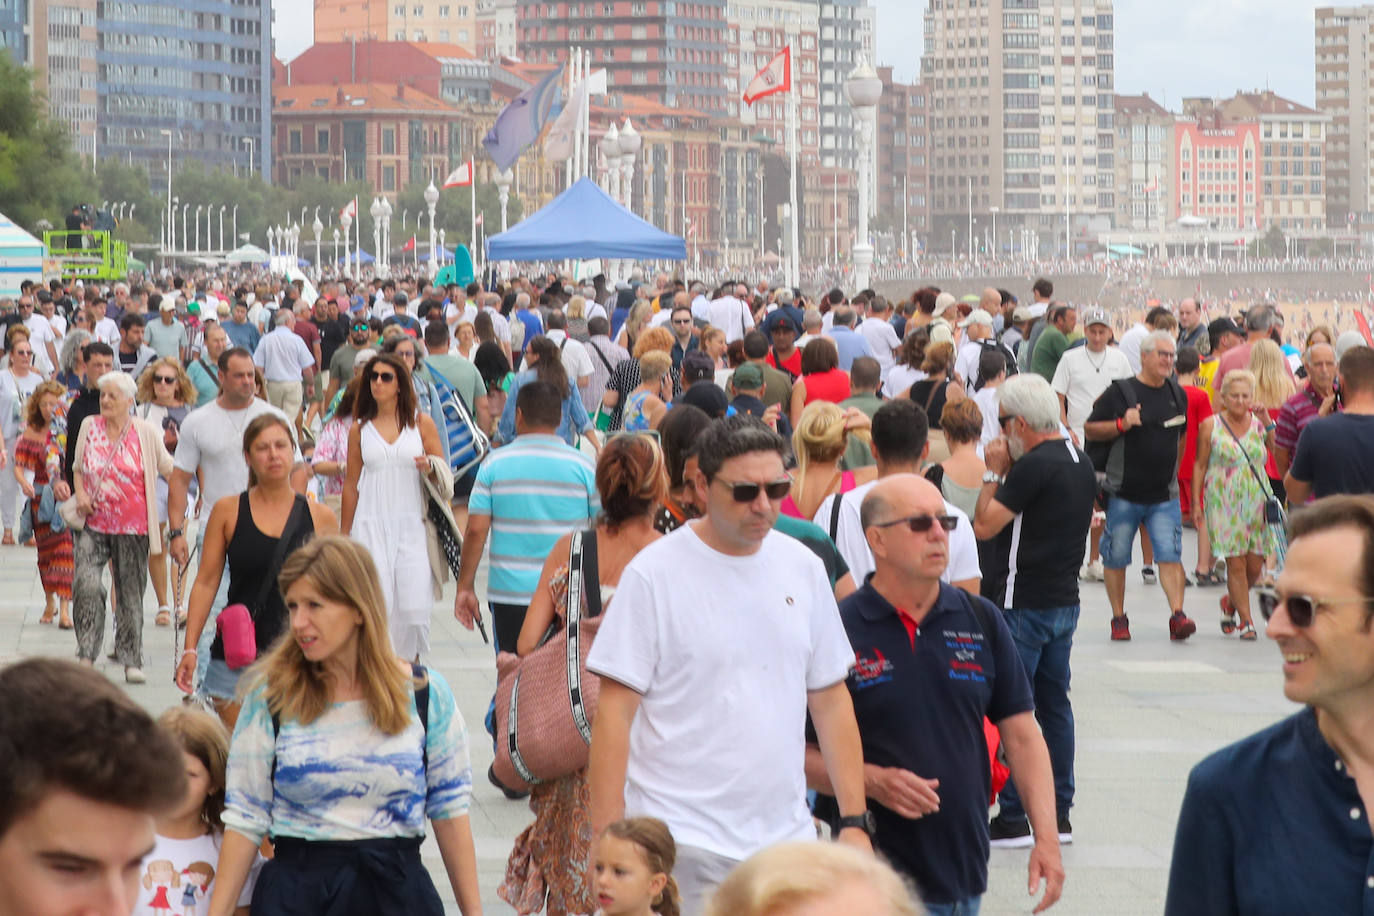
[1153,350,1177,360]
[352,323,370,331]
[998,414,1015,427]
[716,477,791,503]
[11,348,31,356]
[1256,587,1374,627]
[874,514,959,534]
[369,370,396,383]
[154,375,178,384]
[672,318,692,325]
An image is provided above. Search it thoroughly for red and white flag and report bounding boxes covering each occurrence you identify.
[743,46,791,105]
[443,160,474,188]
[401,235,416,252]
[1144,178,1158,193]
[340,198,357,220]
[474,212,484,227]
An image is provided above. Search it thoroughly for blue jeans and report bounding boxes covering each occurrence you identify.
[1100,495,1182,568]
[996,605,1079,823]
[924,897,982,916]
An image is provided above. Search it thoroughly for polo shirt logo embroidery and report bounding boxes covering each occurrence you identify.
[851,649,894,689]
[944,630,986,682]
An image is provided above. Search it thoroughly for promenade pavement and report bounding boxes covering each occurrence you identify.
[0,527,1296,915]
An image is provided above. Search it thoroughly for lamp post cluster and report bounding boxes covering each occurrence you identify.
[424,181,439,279]
[369,196,394,278]
[594,118,641,281]
[266,223,301,274]
[844,58,883,292]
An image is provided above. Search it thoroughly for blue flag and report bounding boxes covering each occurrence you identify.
[482,64,565,172]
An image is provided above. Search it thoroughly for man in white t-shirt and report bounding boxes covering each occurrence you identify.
[588,415,870,914]
[538,310,593,396]
[816,399,982,591]
[857,295,902,380]
[89,297,121,348]
[1051,307,1133,447]
[954,308,997,391]
[19,295,59,376]
[168,347,295,697]
[707,283,754,344]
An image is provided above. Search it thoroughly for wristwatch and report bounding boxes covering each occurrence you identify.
[836,811,878,838]
[168,527,184,541]
[982,470,1005,485]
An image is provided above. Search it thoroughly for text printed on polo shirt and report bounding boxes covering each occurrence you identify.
[944,630,987,682]
[852,649,895,689]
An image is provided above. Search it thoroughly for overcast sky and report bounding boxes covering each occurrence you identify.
[273,0,1319,108]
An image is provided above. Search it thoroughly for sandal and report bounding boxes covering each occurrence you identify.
[39,608,56,625]
[1238,623,1258,641]
[1220,595,1238,634]
[155,607,172,627]
[1193,570,1224,586]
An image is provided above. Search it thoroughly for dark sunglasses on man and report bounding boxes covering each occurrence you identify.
[1255,587,1374,627]
[718,478,791,503]
[874,514,959,534]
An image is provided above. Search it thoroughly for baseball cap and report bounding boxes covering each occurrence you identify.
[1207,317,1242,340]
[1082,307,1110,328]
[934,292,958,316]
[770,314,799,334]
[928,322,955,347]
[732,362,764,389]
[681,350,716,382]
[958,308,994,329]
[159,299,176,312]
[186,301,201,316]
[1012,304,1034,323]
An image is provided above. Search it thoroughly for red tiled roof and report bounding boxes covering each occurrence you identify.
[274,82,453,113]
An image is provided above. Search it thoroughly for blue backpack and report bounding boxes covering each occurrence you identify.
[425,360,490,478]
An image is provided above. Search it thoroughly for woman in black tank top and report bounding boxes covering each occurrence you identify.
[175,414,339,727]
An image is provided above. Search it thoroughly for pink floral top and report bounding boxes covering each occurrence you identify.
[81,417,148,535]
[313,416,352,497]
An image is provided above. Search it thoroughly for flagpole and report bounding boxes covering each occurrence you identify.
[471,162,477,281]
[581,48,591,180]
[565,49,576,191]
[787,46,799,289]
[354,195,361,279]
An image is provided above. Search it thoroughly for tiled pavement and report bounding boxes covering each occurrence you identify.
[0,529,1296,915]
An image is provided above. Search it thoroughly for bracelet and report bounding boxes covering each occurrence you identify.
[179,649,197,660]
[1115,417,1125,433]
[1264,423,1276,432]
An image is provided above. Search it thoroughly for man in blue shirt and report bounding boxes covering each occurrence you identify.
[805,474,1064,915]
[1165,494,1374,915]
[827,305,875,371]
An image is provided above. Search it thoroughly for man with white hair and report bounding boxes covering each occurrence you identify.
[252,310,316,426]
[797,309,823,350]
[1084,330,1195,642]
[974,374,1097,848]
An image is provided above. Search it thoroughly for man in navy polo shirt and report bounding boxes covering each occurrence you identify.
[973,374,1097,848]
[805,474,1064,915]
[1165,495,1374,915]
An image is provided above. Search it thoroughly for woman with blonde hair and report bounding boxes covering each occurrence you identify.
[601,326,681,431]
[499,437,667,915]
[704,841,922,916]
[620,351,674,432]
[136,356,197,626]
[1191,369,1274,641]
[12,379,73,627]
[615,300,654,352]
[781,400,875,520]
[209,536,482,915]
[1247,337,1296,501]
[565,295,591,342]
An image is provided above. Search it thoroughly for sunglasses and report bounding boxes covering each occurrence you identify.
[352,323,370,331]
[1255,587,1374,627]
[154,375,178,384]
[875,514,960,534]
[11,348,31,356]
[717,478,791,503]
[672,318,692,324]
[369,370,396,383]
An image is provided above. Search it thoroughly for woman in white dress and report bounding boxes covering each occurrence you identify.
[341,353,445,661]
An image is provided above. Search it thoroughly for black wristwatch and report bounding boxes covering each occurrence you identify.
[168,527,184,541]
[836,811,877,838]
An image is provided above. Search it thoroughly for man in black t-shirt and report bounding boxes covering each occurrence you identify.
[974,374,1096,848]
[1286,345,1374,503]
[1085,330,1196,642]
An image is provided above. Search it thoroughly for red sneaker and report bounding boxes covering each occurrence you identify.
[1169,610,1197,641]
[1110,614,1131,641]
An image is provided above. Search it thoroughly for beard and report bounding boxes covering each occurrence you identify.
[1007,430,1027,461]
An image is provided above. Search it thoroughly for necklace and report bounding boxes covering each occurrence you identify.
[1086,349,1108,374]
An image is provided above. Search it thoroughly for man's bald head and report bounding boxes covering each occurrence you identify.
[980,287,1001,313]
[860,473,945,532]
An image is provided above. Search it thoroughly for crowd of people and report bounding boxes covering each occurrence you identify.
[1,262,1372,916]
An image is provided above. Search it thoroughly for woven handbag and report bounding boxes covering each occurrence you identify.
[492,527,603,792]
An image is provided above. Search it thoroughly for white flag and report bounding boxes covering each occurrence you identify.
[340,199,357,219]
[743,47,791,105]
[443,160,474,188]
[543,68,608,163]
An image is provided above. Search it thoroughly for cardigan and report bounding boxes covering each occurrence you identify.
[73,416,175,554]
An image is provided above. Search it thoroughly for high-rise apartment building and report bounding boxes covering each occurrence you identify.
[724,0,819,159]
[33,0,98,160]
[0,1,29,64]
[98,0,274,185]
[1113,93,1172,232]
[476,0,518,58]
[923,0,1115,257]
[1222,90,1328,233]
[817,0,875,173]
[877,65,929,254]
[314,0,478,49]
[1316,6,1372,227]
[516,0,729,116]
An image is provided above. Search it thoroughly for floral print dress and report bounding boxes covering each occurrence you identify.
[1203,415,1274,558]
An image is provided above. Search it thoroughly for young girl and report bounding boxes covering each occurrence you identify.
[591,818,680,916]
[135,706,259,916]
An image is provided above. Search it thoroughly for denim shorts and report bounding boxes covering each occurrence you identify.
[1100,495,1182,569]
[202,657,243,701]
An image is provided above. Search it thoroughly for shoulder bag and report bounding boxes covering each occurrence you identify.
[217,495,309,669]
[1218,415,1284,525]
[492,527,604,792]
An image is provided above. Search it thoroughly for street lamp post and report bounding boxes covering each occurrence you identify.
[169,196,179,254]
[242,136,255,177]
[232,205,239,250]
[495,169,512,234]
[160,129,173,256]
[313,215,324,282]
[181,204,190,255]
[619,119,641,211]
[218,205,226,252]
[379,197,392,277]
[370,198,382,279]
[424,181,439,279]
[333,228,341,274]
[266,227,275,271]
[600,124,621,202]
[990,206,999,262]
[844,59,883,292]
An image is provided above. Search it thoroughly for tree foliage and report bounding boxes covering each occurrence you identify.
[0,54,97,232]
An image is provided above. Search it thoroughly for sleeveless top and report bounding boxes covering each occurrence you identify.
[780,470,856,520]
[802,368,852,406]
[621,390,655,432]
[211,493,315,662]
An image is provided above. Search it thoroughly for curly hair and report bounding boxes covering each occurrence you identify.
[136,357,195,406]
[633,325,675,359]
[24,379,66,430]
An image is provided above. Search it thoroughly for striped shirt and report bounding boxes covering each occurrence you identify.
[1274,384,1324,458]
[469,433,599,605]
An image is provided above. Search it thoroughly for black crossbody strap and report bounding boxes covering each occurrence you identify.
[828,491,845,542]
[566,528,600,744]
[1219,415,1273,494]
[254,495,308,615]
[589,339,616,375]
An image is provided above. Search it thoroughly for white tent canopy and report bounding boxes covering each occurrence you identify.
[0,212,45,298]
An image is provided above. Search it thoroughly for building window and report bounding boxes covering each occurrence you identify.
[383,165,396,191]
[289,129,301,154]
[317,128,329,152]
[382,127,396,154]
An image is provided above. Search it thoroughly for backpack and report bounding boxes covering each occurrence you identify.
[425,360,491,479]
[974,339,1018,391]
[1085,377,1188,475]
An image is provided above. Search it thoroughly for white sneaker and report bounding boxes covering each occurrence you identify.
[1079,559,1104,582]
[124,666,146,685]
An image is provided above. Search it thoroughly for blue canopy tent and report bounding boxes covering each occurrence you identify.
[485,177,686,261]
[337,249,375,265]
